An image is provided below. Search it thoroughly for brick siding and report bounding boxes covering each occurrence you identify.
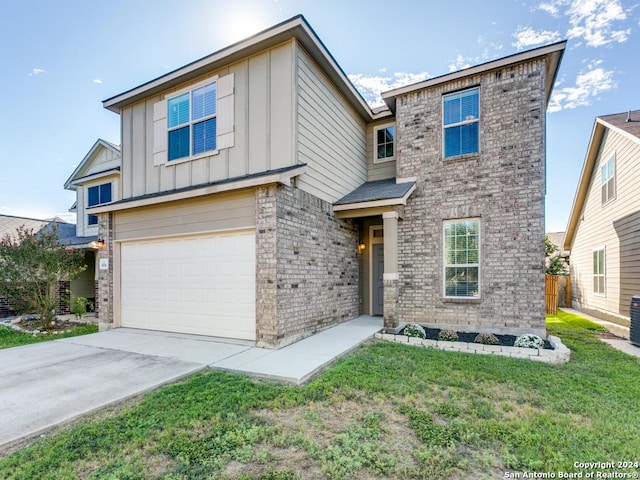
[256,184,360,348]
[394,59,548,336]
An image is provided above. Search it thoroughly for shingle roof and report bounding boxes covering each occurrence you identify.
[599,110,640,140]
[334,178,415,205]
[0,215,48,240]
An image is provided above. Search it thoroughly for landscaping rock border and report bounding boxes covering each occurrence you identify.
[375,332,570,364]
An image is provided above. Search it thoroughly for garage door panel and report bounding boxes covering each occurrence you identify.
[120,230,256,340]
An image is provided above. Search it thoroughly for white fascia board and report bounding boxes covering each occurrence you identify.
[88,165,307,214]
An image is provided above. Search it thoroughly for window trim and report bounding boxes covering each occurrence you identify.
[166,76,219,163]
[443,218,481,300]
[601,154,616,206]
[442,87,480,159]
[593,246,606,296]
[373,123,396,164]
[86,182,112,228]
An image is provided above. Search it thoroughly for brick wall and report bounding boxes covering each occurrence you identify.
[56,281,71,315]
[256,184,360,348]
[395,59,548,336]
[96,213,114,330]
[0,296,14,318]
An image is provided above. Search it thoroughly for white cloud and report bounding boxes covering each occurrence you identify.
[538,2,561,16]
[534,0,630,47]
[548,67,615,112]
[92,78,103,84]
[348,71,430,108]
[29,67,45,76]
[449,54,472,72]
[512,26,562,49]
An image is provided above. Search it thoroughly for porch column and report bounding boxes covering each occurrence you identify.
[382,211,399,329]
[97,212,114,331]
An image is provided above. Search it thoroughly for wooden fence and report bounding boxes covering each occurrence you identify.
[545,274,559,314]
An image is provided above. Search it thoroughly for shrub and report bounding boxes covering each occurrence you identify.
[474,333,499,345]
[514,334,544,349]
[70,296,91,320]
[403,323,426,339]
[438,329,458,342]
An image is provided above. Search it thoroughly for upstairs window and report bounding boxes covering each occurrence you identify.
[87,183,112,226]
[444,219,480,298]
[168,81,217,161]
[593,247,605,295]
[601,155,615,205]
[443,88,479,158]
[374,124,395,163]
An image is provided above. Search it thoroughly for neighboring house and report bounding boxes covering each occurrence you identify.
[564,109,640,327]
[63,138,122,312]
[88,15,565,347]
[0,214,93,317]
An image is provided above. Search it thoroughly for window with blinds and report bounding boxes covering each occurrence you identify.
[443,88,479,158]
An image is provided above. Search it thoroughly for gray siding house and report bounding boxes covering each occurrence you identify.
[564,110,640,327]
[88,15,565,347]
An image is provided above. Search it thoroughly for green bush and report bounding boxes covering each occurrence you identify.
[437,329,459,342]
[70,296,91,320]
[474,333,499,345]
[403,323,426,339]
[514,334,544,349]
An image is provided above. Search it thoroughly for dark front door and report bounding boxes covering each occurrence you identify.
[372,243,384,315]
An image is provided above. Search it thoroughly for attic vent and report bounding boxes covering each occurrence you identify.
[627,110,631,123]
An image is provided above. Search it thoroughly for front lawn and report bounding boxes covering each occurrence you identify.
[0,323,98,350]
[1,311,639,479]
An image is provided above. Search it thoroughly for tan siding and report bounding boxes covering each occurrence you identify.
[367,120,396,181]
[120,41,296,201]
[85,147,120,176]
[114,189,256,241]
[570,128,640,321]
[295,44,367,203]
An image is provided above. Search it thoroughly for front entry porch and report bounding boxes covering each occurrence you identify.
[333,178,416,330]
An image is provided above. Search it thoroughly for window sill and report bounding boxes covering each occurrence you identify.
[443,153,480,164]
[442,297,481,304]
[164,149,220,167]
[373,156,395,165]
[601,197,616,207]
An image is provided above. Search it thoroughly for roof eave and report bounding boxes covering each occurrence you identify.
[563,119,605,251]
[102,15,374,121]
[381,40,567,108]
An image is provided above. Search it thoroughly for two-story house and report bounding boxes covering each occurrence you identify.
[86,15,565,348]
[564,110,640,327]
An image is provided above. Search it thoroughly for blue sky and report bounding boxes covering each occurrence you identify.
[1,0,637,233]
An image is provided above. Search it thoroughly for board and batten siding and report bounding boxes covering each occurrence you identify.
[367,119,397,182]
[295,44,367,203]
[119,41,296,201]
[113,189,256,242]
[570,128,640,323]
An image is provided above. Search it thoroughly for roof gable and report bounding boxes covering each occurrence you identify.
[563,109,640,250]
[64,139,121,190]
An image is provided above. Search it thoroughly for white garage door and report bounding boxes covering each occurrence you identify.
[120,230,256,340]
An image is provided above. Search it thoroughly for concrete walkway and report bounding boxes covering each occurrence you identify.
[560,308,640,359]
[0,316,381,451]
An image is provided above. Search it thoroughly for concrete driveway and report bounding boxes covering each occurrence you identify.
[0,317,381,452]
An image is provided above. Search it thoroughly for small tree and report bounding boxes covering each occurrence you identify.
[545,235,567,275]
[0,225,86,330]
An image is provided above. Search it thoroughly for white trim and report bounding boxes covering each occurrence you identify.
[114,226,255,244]
[442,87,480,159]
[373,122,396,164]
[443,217,481,300]
[592,245,606,297]
[89,165,308,213]
[382,211,399,219]
[601,118,640,147]
[382,41,566,100]
[600,153,616,206]
[70,169,120,186]
[369,225,384,316]
[396,176,416,184]
[383,273,399,281]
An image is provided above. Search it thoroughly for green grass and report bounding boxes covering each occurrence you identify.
[0,323,98,349]
[1,310,639,479]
